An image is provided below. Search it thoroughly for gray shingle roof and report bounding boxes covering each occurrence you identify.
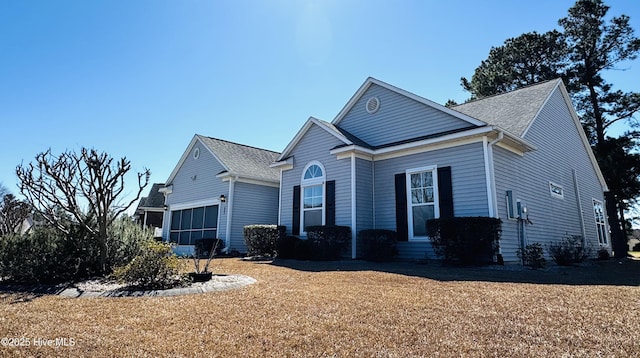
[196,135,281,182]
[143,183,166,208]
[318,119,373,148]
[452,79,561,137]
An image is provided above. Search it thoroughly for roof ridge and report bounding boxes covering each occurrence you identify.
[454,78,561,107]
[195,134,281,154]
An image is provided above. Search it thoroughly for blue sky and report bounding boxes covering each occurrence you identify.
[1,0,639,209]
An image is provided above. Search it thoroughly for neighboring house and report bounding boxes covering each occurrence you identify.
[272,77,610,262]
[134,183,166,238]
[161,135,280,256]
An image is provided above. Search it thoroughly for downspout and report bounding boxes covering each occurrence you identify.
[277,169,283,225]
[572,169,588,246]
[351,153,357,259]
[225,176,237,252]
[486,131,504,260]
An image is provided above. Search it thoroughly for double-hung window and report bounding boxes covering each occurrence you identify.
[593,199,608,245]
[406,166,439,239]
[301,162,325,232]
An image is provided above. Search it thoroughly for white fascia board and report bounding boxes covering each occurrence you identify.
[138,207,165,212]
[270,157,294,170]
[169,198,222,211]
[332,77,486,127]
[558,83,609,192]
[331,126,534,162]
[216,172,280,188]
[158,185,173,194]
[277,117,351,161]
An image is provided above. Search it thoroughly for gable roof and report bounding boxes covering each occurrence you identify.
[332,77,487,127]
[276,117,361,161]
[166,135,281,185]
[138,183,166,209]
[452,79,561,137]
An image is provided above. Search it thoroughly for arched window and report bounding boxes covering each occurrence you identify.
[301,162,325,232]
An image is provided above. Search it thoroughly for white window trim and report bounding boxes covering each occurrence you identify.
[592,198,609,246]
[406,165,439,241]
[300,161,326,235]
[549,181,564,199]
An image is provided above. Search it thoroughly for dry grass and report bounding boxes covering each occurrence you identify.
[1,258,639,357]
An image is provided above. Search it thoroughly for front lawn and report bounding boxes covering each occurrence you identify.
[1,258,638,356]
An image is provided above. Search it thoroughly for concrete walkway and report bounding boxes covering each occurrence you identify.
[58,274,256,298]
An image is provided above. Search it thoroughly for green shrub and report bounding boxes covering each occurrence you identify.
[243,225,286,257]
[305,225,351,260]
[0,228,76,283]
[112,240,185,289]
[517,243,546,269]
[107,216,152,270]
[358,229,398,262]
[276,235,299,259]
[547,235,592,266]
[427,217,502,265]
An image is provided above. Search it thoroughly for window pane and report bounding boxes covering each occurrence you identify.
[424,188,434,203]
[204,205,218,228]
[203,229,217,240]
[169,232,178,243]
[412,205,435,236]
[410,173,421,189]
[170,211,181,230]
[304,209,322,230]
[411,189,422,204]
[304,164,323,179]
[180,209,192,230]
[178,231,190,245]
[190,230,203,244]
[313,185,323,197]
[303,197,313,209]
[311,196,322,208]
[192,207,204,229]
[424,172,433,186]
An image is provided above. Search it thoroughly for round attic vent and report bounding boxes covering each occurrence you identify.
[193,147,200,159]
[365,96,380,114]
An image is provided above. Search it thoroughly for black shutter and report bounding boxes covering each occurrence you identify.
[325,180,336,226]
[395,173,408,241]
[437,166,454,218]
[292,185,301,235]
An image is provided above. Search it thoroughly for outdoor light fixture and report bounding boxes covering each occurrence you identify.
[219,194,226,203]
[163,205,168,211]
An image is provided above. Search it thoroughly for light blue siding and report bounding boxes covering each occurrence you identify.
[356,158,374,231]
[493,88,607,262]
[230,181,279,253]
[373,142,489,259]
[337,84,475,147]
[163,140,280,255]
[162,143,229,244]
[280,124,352,239]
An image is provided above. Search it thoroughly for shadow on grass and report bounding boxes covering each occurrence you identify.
[269,257,640,286]
[0,283,68,304]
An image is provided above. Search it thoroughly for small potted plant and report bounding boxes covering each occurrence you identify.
[189,239,223,282]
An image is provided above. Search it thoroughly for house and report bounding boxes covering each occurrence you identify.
[134,183,166,238]
[160,135,280,256]
[272,77,610,262]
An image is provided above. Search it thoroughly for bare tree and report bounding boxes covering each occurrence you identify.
[16,148,150,273]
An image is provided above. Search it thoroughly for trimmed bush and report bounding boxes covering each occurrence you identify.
[358,229,398,262]
[112,240,185,289]
[305,225,351,260]
[293,238,312,260]
[427,217,502,265]
[547,235,592,266]
[107,216,153,270]
[244,225,286,257]
[517,243,546,269]
[276,235,299,259]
